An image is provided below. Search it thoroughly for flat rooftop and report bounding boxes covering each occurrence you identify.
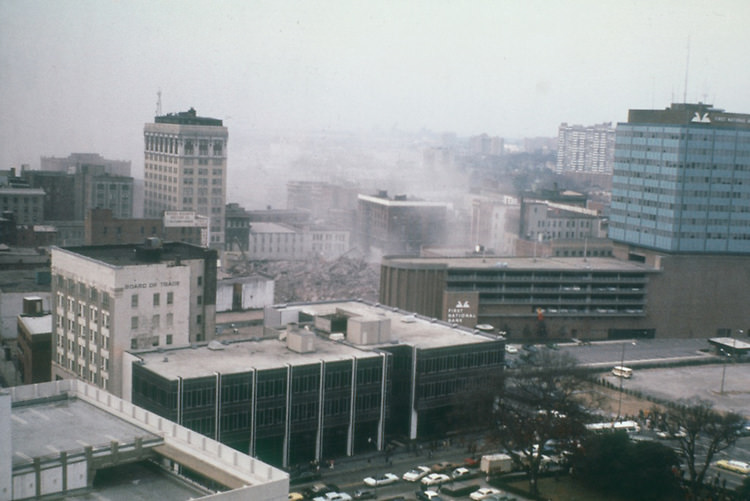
[18,314,51,335]
[138,334,383,380]
[285,300,497,349]
[5,380,288,500]
[382,256,656,273]
[140,301,499,379]
[12,395,159,468]
[55,241,212,267]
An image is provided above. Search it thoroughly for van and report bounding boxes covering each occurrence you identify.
[612,366,632,378]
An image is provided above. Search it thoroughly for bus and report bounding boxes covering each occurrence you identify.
[612,366,633,378]
[586,420,641,434]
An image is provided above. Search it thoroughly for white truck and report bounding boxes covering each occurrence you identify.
[479,453,514,475]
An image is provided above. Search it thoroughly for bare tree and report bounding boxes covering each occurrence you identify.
[663,398,744,496]
[491,350,588,496]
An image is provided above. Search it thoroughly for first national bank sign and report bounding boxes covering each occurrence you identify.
[443,291,479,326]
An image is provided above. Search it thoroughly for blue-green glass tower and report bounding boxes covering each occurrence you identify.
[610,103,750,253]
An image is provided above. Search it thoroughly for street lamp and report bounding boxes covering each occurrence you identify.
[616,340,636,421]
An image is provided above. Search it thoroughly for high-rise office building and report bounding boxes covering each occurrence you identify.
[610,103,750,253]
[144,108,228,248]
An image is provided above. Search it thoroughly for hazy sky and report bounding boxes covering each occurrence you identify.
[2,0,749,173]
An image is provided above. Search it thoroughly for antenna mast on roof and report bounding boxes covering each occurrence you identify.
[683,36,690,103]
[155,89,162,116]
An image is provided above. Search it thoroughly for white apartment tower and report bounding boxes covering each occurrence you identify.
[50,240,218,398]
[556,122,615,174]
[144,108,228,248]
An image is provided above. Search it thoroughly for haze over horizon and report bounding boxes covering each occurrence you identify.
[2,0,749,179]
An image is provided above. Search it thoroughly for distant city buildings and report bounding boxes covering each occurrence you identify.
[50,240,218,397]
[357,191,449,260]
[0,187,45,226]
[468,190,519,256]
[246,222,351,261]
[144,108,228,248]
[40,152,131,177]
[84,208,206,246]
[468,133,504,156]
[34,153,135,220]
[286,180,359,225]
[225,202,251,251]
[555,122,615,174]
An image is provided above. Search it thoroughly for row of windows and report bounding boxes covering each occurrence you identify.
[419,349,503,374]
[57,277,111,307]
[131,292,175,307]
[130,313,176,330]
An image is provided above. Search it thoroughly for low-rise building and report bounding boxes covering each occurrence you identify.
[130,300,505,468]
[1,379,288,501]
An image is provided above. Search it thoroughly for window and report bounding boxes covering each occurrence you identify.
[131,339,137,349]
[153,293,160,306]
[166,334,173,345]
[197,295,202,305]
[131,294,138,308]
[131,316,139,329]
[166,313,173,327]
[197,314,202,325]
[167,292,173,305]
[197,276,203,286]
[152,314,160,328]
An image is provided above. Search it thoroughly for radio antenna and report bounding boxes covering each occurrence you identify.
[683,36,690,103]
[155,89,162,116]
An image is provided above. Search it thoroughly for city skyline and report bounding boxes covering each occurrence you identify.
[2,0,750,177]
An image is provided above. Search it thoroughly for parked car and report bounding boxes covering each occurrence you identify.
[421,473,451,487]
[288,493,304,501]
[352,490,376,499]
[430,461,459,473]
[313,493,352,501]
[505,344,519,354]
[363,473,399,487]
[715,459,750,475]
[402,465,431,482]
[451,466,477,480]
[470,487,503,500]
[416,490,443,501]
[303,484,340,499]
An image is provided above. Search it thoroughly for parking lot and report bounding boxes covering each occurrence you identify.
[599,360,750,418]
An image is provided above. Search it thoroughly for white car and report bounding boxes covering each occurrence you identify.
[402,465,431,482]
[470,487,503,500]
[421,473,451,487]
[313,493,352,501]
[505,344,519,354]
[363,472,399,487]
[451,466,472,479]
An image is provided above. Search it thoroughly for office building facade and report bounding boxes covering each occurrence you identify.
[50,241,217,397]
[130,301,504,468]
[144,108,228,248]
[610,103,750,253]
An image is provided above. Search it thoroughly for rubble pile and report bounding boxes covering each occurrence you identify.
[251,255,381,304]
